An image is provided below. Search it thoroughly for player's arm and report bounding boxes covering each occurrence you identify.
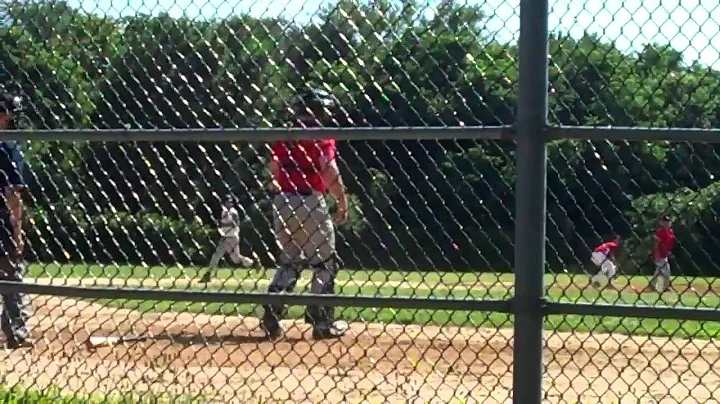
[5,187,23,252]
[268,145,282,192]
[3,144,26,255]
[324,158,349,221]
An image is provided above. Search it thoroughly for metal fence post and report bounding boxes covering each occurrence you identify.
[513,0,550,402]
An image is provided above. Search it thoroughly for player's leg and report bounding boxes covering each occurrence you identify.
[200,237,231,283]
[210,237,232,267]
[590,252,608,287]
[0,259,32,349]
[650,258,671,292]
[227,236,254,267]
[261,194,305,339]
[304,194,345,339]
[0,210,31,349]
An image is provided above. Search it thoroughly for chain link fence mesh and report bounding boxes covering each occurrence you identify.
[1,0,719,402]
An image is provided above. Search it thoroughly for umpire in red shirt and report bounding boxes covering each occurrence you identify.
[0,93,33,349]
[261,88,350,340]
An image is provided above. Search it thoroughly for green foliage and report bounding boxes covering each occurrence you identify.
[5,0,720,273]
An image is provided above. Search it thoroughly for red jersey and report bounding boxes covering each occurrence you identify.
[271,139,337,193]
[653,228,675,260]
[594,241,618,256]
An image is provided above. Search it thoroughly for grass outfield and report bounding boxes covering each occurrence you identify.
[24,263,720,339]
[0,385,207,403]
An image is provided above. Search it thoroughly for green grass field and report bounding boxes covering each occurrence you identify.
[0,385,208,404]
[25,263,720,339]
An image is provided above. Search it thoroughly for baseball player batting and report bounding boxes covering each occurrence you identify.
[0,93,33,349]
[199,194,254,283]
[260,87,349,340]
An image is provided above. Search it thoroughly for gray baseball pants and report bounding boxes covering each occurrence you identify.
[209,236,253,268]
[649,257,671,291]
[262,192,338,329]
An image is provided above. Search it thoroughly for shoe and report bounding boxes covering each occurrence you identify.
[653,277,669,293]
[6,338,34,349]
[312,321,348,340]
[261,321,285,341]
[591,273,606,289]
[198,272,211,283]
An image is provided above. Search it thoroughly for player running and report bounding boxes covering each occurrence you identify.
[590,235,621,288]
[199,194,254,283]
[648,216,675,292]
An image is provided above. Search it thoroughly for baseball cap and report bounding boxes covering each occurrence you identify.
[0,94,23,114]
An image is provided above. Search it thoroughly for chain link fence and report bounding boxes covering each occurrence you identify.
[1,0,720,402]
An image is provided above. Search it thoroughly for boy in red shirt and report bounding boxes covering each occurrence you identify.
[649,216,675,292]
[590,235,621,288]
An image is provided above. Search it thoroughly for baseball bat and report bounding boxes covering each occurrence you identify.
[86,334,150,349]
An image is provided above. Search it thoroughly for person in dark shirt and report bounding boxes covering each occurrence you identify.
[0,93,33,349]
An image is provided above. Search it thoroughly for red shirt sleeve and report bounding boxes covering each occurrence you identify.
[593,241,618,255]
[271,141,287,163]
[319,139,337,161]
[607,241,618,253]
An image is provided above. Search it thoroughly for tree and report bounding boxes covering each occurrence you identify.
[5,0,720,274]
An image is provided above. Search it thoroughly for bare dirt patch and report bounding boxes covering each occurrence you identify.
[0,295,716,403]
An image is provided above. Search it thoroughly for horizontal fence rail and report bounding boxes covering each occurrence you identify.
[0,281,516,312]
[0,126,516,142]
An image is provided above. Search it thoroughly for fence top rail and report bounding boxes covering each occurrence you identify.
[7,125,718,142]
[0,126,514,142]
[547,126,720,143]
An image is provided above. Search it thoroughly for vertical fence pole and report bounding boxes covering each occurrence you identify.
[513,0,549,402]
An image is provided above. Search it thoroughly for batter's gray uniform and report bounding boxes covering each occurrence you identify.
[209,205,253,268]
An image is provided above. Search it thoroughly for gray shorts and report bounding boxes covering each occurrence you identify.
[273,192,335,266]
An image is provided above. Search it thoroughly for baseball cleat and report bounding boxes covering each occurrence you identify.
[261,321,285,341]
[6,338,34,350]
[590,273,606,288]
[198,272,212,283]
[652,277,669,293]
[312,321,348,340]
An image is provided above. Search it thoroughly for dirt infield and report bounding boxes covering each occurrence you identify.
[0,296,716,403]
